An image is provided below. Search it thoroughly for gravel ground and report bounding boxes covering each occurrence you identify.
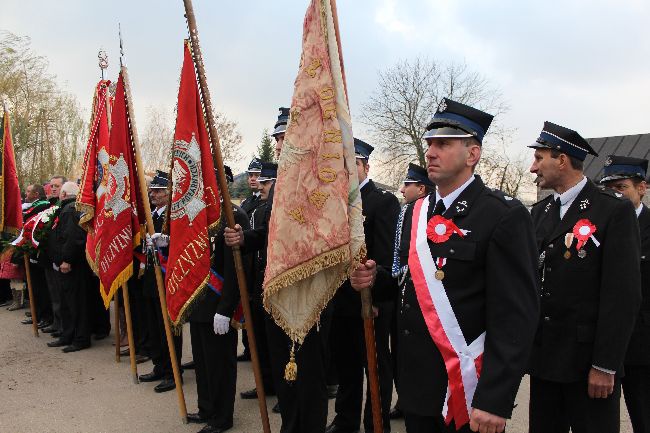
[0,305,632,433]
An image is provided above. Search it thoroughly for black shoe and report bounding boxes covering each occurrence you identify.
[198,425,232,433]
[272,401,281,414]
[186,413,206,424]
[62,344,89,353]
[37,320,51,329]
[389,406,403,420]
[0,300,11,307]
[51,331,62,338]
[236,352,251,362]
[325,423,359,433]
[47,339,69,348]
[327,384,338,399]
[154,378,176,393]
[24,311,32,317]
[240,387,275,399]
[42,326,57,333]
[139,371,164,382]
[21,318,33,325]
[181,360,195,369]
[93,332,109,340]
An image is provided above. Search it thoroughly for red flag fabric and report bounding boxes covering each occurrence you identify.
[166,41,221,326]
[0,107,23,235]
[76,80,111,274]
[94,69,146,307]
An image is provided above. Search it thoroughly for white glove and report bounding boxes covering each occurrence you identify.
[213,313,231,335]
[151,233,169,247]
[145,234,154,249]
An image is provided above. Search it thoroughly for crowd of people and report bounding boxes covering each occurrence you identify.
[2,100,649,433]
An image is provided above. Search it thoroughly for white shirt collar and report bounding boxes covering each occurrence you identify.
[637,203,643,218]
[153,205,167,217]
[435,175,475,211]
[553,176,587,219]
[359,177,370,190]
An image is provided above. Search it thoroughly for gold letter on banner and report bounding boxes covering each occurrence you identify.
[320,87,334,101]
[318,167,337,183]
[309,190,330,209]
[324,129,342,143]
[305,58,322,78]
[322,105,336,120]
[288,207,306,224]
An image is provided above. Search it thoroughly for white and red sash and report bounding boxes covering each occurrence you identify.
[408,197,485,429]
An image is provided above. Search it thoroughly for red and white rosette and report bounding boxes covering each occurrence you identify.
[427,215,466,244]
[572,218,600,250]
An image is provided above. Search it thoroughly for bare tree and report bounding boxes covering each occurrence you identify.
[139,105,173,172]
[212,111,243,164]
[0,31,86,186]
[475,137,534,199]
[361,57,515,189]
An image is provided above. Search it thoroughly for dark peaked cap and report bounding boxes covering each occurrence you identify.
[423,98,494,144]
[528,121,597,161]
[404,163,434,187]
[272,107,290,137]
[354,138,374,159]
[600,155,648,183]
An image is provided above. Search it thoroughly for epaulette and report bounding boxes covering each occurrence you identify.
[487,189,521,207]
[531,194,554,208]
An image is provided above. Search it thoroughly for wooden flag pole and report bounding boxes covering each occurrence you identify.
[182,1,271,432]
[122,65,188,423]
[330,1,383,432]
[23,255,39,337]
[121,283,139,384]
[114,295,121,362]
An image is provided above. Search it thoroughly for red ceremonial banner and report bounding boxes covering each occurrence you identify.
[166,41,220,325]
[95,70,146,307]
[0,106,23,235]
[76,80,111,274]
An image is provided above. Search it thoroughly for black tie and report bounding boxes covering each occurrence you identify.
[433,199,446,216]
[555,197,562,222]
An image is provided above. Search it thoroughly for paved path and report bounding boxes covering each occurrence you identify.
[0,306,633,432]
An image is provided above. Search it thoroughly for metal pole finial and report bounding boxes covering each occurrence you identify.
[98,49,109,80]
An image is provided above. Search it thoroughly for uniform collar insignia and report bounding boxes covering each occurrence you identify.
[578,198,590,211]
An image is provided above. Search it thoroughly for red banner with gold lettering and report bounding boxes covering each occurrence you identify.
[95,69,146,308]
[76,80,111,275]
[166,41,220,325]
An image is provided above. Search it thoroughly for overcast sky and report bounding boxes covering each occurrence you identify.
[2,0,649,175]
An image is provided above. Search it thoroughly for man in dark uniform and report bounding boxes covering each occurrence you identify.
[226,107,331,433]
[239,162,278,403]
[45,181,93,352]
[327,138,401,433]
[528,124,642,433]
[390,163,436,421]
[186,166,249,433]
[138,170,183,393]
[599,155,650,433]
[351,99,540,433]
[238,157,264,362]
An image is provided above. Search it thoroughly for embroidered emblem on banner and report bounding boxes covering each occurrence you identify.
[104,154,131,220]
[171,134,206,224]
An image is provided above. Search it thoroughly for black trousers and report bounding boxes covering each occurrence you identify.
[127,274,148,356]
[44,267,63,331]
[88,274,110,336]
[30,263,52,323]
[190,321,237,429]
[331,302,394,432]
[144,293,182,378]
[404,412,474,433]
[60,268,91,347]
[250,298,275,392]
[529,376,621,433]
[266,313,329,433]
[622,365,650,433]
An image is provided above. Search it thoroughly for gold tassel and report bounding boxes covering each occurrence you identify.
[284,342,298,382]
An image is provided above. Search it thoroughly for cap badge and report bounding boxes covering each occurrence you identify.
[438,100,447,113]
[605,157,612,166]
